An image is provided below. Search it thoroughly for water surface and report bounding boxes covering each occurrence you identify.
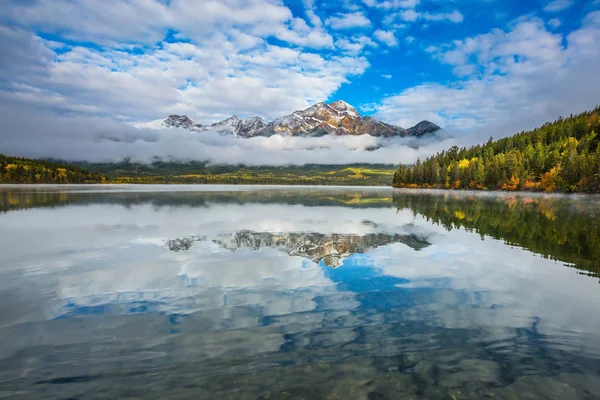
[1,185,600,399]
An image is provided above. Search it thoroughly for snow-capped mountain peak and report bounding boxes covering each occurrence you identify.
[133,115,198,130]
[207,115,267,136]
[133,118,167,130]
[328,100,359,118]
[209,115,241,134]
[164,115,196,129]
[134,100,440,138]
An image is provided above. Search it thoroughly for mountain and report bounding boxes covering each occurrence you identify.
[135,100,440,138]
[135,115,200,131]
[203,115,268,135]
[406,120,442,136]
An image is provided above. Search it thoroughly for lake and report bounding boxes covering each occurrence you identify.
[1,185,600,399]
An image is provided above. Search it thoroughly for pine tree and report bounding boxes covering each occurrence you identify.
[392,106,600,193]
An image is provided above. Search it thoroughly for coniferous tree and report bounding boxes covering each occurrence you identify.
[392,106,600,193]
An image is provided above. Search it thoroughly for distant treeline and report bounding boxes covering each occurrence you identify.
[0,154,105,184]
[77,161,396,186]
[0,156,396,186]
[393,107,600,193]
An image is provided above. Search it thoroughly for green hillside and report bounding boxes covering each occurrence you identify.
[393,107,600,193]
[77,161,396,186]
[0,156,396,186]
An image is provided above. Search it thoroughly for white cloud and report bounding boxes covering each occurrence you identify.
[0,26,55,80]
[423,10,464,23]
[0,103,452,165]
[544,0,575,12]
[251,15,334,48]
[547,18,561,28]
[362,0,420,9]
[397,9,421,22]
[325,12,371,30]
[373,29,398,47]
[0,0,373,127]
[1,0,596,165]
[384,9,464,24]
[335,35,378,55]
[0,0,467,132]
[1,0,170,45]
[369,13,600,142]
[1,0,304,46]
[0,24,367,123]
[382,74,393,79]
[303,0,324,28]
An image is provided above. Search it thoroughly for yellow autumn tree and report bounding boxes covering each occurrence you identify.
[501,174,520,191]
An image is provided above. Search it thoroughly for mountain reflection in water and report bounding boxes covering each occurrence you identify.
[167,231,431,267]
[0,185,599,399]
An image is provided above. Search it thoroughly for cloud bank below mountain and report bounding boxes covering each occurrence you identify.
[0,105,453,166]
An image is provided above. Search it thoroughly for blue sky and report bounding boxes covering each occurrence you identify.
[1,0,600,140]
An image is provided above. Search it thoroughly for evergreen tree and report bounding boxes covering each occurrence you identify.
[392,106,600,193]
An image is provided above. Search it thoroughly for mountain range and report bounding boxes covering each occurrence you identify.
[135,100,440,138]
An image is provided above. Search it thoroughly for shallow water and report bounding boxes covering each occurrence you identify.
[1,185,600,399]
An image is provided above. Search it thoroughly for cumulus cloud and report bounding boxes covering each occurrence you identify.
[334,36,378,55]
[0,26,54,83]
[0,26,366,124]
[544,0,575,12]
[423,10,464,23]
[373,30,398,47]
[374,0,462,26]
[389,9,463,23]
[362,0,420,10]
[0,103,453,165]
[396,9,421,22]
[369,12,600,142]
[0,0,469,134]
[0,0,362,125]
[1,0,297,45]
[325,12,371,30]
[547,18,562,28]
[0,0,596,162]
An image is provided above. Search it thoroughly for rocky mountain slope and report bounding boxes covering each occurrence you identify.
[135,100,440,138]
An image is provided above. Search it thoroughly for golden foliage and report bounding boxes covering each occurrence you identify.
[523,180,537,190]
[501,175,520,191]
[539,167,561,192]
[458,159,470,169]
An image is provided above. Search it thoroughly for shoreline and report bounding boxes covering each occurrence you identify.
[391,186,600,196]
[2,183,599,196]
[0,183,390,187]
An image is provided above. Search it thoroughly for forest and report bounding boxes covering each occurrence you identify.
[78,161,396,186]
[0,154,105,184]
[0,156,395,185]
[393,107,600,193]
